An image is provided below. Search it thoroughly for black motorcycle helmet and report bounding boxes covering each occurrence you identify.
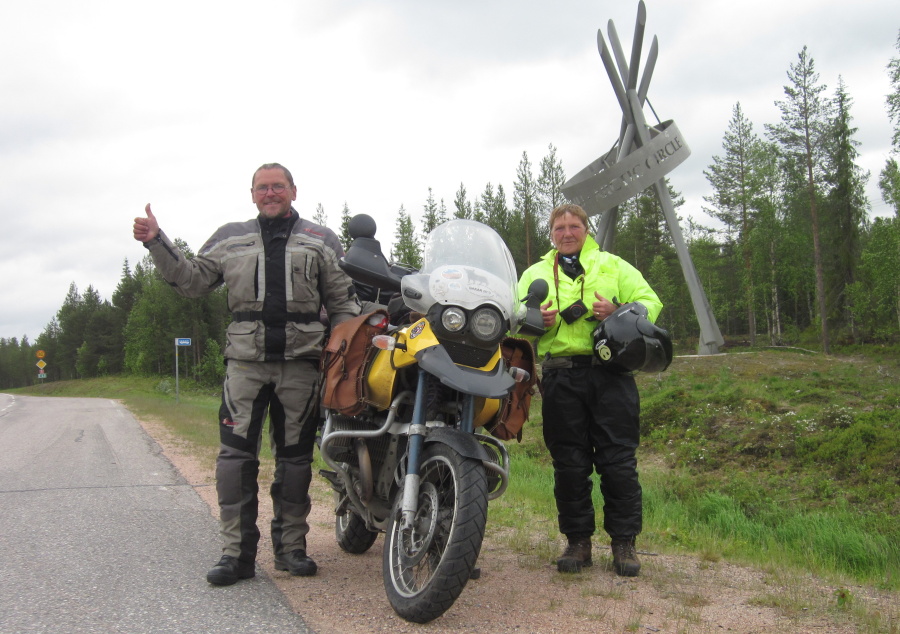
[592,303,673,373]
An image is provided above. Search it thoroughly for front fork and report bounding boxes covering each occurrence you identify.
[400,369,427,529]
[400,368,476,529]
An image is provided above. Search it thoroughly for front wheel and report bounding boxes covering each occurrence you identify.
[382,443,488,623]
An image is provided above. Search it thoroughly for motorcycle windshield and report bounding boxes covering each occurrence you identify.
[401,220,518,320]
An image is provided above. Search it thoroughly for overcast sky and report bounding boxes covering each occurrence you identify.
[2,0,897,343]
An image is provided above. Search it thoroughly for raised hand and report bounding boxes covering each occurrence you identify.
[133,203,160,243]
[592,291,617,321]
[541,300,559,328]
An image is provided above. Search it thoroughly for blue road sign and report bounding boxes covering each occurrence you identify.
[176,338,192,346]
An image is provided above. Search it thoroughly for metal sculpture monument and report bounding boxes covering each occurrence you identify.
[561,1,724,355]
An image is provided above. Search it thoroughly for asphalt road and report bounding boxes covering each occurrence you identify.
[0,393,310,634]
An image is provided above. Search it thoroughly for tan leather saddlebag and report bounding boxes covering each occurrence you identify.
[485,337,538,442]
[320,310,388,415]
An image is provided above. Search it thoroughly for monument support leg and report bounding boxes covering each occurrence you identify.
[626,90,723,354]
[651,178,724,354]
[595,206,618,251]
[562,1,725,354]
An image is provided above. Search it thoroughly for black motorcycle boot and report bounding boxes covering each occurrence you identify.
[206,554,256,586]
[611,538,641,577]
[557,536,593,573]
[274,549,318,577]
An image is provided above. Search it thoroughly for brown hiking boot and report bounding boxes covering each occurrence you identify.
[557,536,592,573]
[611,538,641,577]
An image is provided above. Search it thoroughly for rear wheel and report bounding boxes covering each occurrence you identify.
[382,443,487,623]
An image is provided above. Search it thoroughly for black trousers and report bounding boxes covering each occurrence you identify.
[541,365,642,540]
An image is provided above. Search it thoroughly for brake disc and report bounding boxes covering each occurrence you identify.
[398,482,440,568]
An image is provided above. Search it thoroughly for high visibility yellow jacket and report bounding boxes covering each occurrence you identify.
[517,235,662,359]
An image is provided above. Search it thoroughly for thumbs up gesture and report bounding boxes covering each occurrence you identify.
[133,203,160,243]
[591,291,617,321]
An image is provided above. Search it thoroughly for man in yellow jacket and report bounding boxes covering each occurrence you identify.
[518,203,662,576]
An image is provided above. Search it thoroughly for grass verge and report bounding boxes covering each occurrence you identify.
[10,348,899,631]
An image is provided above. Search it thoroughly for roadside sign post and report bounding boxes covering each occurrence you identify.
[36,352,47,384]
[174,338,191,403]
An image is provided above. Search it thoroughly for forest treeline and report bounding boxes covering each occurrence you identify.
[2,40,900,389]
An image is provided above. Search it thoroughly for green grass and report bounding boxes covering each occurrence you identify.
[489,346,900,597]
[488,431,899,590]
[12,347,900,628]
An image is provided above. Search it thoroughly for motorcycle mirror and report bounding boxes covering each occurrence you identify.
[522,279,549,308]
[516,279,549,337]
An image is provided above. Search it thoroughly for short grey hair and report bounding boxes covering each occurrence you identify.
[252,163,295,188]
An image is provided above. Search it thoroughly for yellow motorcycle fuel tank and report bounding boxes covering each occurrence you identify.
[365,317,504,426]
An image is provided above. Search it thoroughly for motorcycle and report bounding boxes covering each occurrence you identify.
[318,214,547,623]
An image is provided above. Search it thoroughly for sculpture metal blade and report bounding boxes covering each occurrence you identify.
[560,0,724,355]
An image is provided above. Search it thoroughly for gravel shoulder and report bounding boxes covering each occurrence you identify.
[136,415,896,634]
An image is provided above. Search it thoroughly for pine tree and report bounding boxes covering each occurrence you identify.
[422,187,442,235]
[871,218,899,332]
[119,237,229,378]
[880,31,900,215]
[109,259,142,373]
[112,260,140,315]
[339,202,352,252]
[823,77,869,336]
[123,276,176,375]
[77,300,118,377]
[879,158,900,214]
[0,337,32,389]
[477,183,495,228]
[537,143,567,237]
[886,30,900,153]
[391,205,422,268]
[453,183,472,220]
[747,140,788,345]
[615,184,676,271]
[484,184,512,245]
[765,46,833,353]
[704,102,763,344]
[777,153,819,333]
[513,151,541,267]
[472,197,487,224]
[56,283,86,379]
[313,203,327,227]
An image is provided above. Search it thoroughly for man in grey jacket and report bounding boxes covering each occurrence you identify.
[133,163,361,586]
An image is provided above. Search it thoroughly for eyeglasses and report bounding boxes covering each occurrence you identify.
[254,184,288,195]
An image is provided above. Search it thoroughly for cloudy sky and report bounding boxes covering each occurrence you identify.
[2,0,897,342]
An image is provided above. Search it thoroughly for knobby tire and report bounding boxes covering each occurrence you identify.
[382,443,488,623]
[335,504,379,554]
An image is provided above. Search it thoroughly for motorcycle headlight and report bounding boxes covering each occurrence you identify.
[441,307,467,332]
[470,307,503,342]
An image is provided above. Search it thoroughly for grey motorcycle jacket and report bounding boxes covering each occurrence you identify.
[144,208,361,362]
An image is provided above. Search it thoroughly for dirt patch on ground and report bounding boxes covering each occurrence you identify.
[138,416,895,633]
